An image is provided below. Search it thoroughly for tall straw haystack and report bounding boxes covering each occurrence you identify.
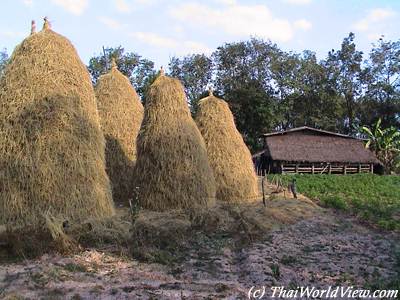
[95,59,144,203]
[0,19,114,228]
[195,91,259,202]
[133,70,216,211]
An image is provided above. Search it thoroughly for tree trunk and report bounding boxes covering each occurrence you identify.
[345,92,355,133]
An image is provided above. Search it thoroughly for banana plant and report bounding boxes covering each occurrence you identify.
[361,118,400,173]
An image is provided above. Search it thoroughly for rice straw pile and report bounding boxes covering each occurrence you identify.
[195,90,259,202]
[133,71,216,211]
[95,59,144,203]
[0,19,114,228]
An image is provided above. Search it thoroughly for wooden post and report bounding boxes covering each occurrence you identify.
[261,176,266,207]
[279,162,283,174]
[328,163,331,174]
[358,164,361,173]
[344,165,347,175]
[295,163,299,174]
[312,163,315,174]
[370,164,374,174]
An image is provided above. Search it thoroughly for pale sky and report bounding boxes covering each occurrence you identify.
[1,0,399,69]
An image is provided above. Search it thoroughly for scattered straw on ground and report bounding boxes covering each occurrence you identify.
[131,195,321,264]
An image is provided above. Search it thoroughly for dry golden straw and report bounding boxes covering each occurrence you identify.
[0,21,114,228]
[95,58,144,204]
[134,73,216,211]
[196,91,259,202]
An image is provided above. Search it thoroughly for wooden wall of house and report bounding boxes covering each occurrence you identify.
[280,162,374,174]
[255,159,375,175]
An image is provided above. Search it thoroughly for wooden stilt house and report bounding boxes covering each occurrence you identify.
[254,127,382,175]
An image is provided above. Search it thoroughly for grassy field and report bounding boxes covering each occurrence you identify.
[268,174,400,230]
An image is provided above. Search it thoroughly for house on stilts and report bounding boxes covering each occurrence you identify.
[254,126,382,175]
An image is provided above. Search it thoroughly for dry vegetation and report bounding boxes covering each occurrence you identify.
[1,185,399,299]
[196,92,259,202]
[0,20,399,300]
[95,59,144,204]
[133,73,216,211]
[0,22,114,232]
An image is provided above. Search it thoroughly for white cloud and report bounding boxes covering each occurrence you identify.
[132,31,177,48]
[114,0,157,13]
[0,30,25,38]
[136,0,158,4]
[114,0,132,13]
[283,0,312,5]
[98,16,122,29]
[294,19,312,31]
[181,41,212,54]
[131,31,212,54]
[214,0,236,5]
[369,8,396,21]
[169,2,294,42]
[51,0,89,15]
[22,0,33,7]
[353,8,396,31]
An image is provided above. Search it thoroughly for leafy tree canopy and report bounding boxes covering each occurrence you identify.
[87,46,156,99]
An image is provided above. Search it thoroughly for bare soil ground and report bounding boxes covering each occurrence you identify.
[1,184,399,300]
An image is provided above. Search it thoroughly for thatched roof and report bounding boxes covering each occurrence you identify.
[260,127,380,164]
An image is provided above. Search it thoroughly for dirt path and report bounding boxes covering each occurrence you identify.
[1,204,398,300]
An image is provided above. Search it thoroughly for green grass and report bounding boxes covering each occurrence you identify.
[268,174,400,230]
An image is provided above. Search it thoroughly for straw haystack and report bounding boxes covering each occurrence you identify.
[0,19,114,228]
[195,91,259,202]
[95,59,144,203]
[133,71,216,211]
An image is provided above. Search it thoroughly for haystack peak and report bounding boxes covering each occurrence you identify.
[31,20,36,35]
[43,16,51,30]
[111,57,118,70]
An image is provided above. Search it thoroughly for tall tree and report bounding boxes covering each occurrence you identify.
[213,39,277,150]
[273,50,344,131]
[293,51,340,129]
[225,80,275,151]
[169,54,213,112]
[87,46,156,99]
[214,39,277,93]
[269,49,300,130]
[361,38,400,129]
[323,33,363,133]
